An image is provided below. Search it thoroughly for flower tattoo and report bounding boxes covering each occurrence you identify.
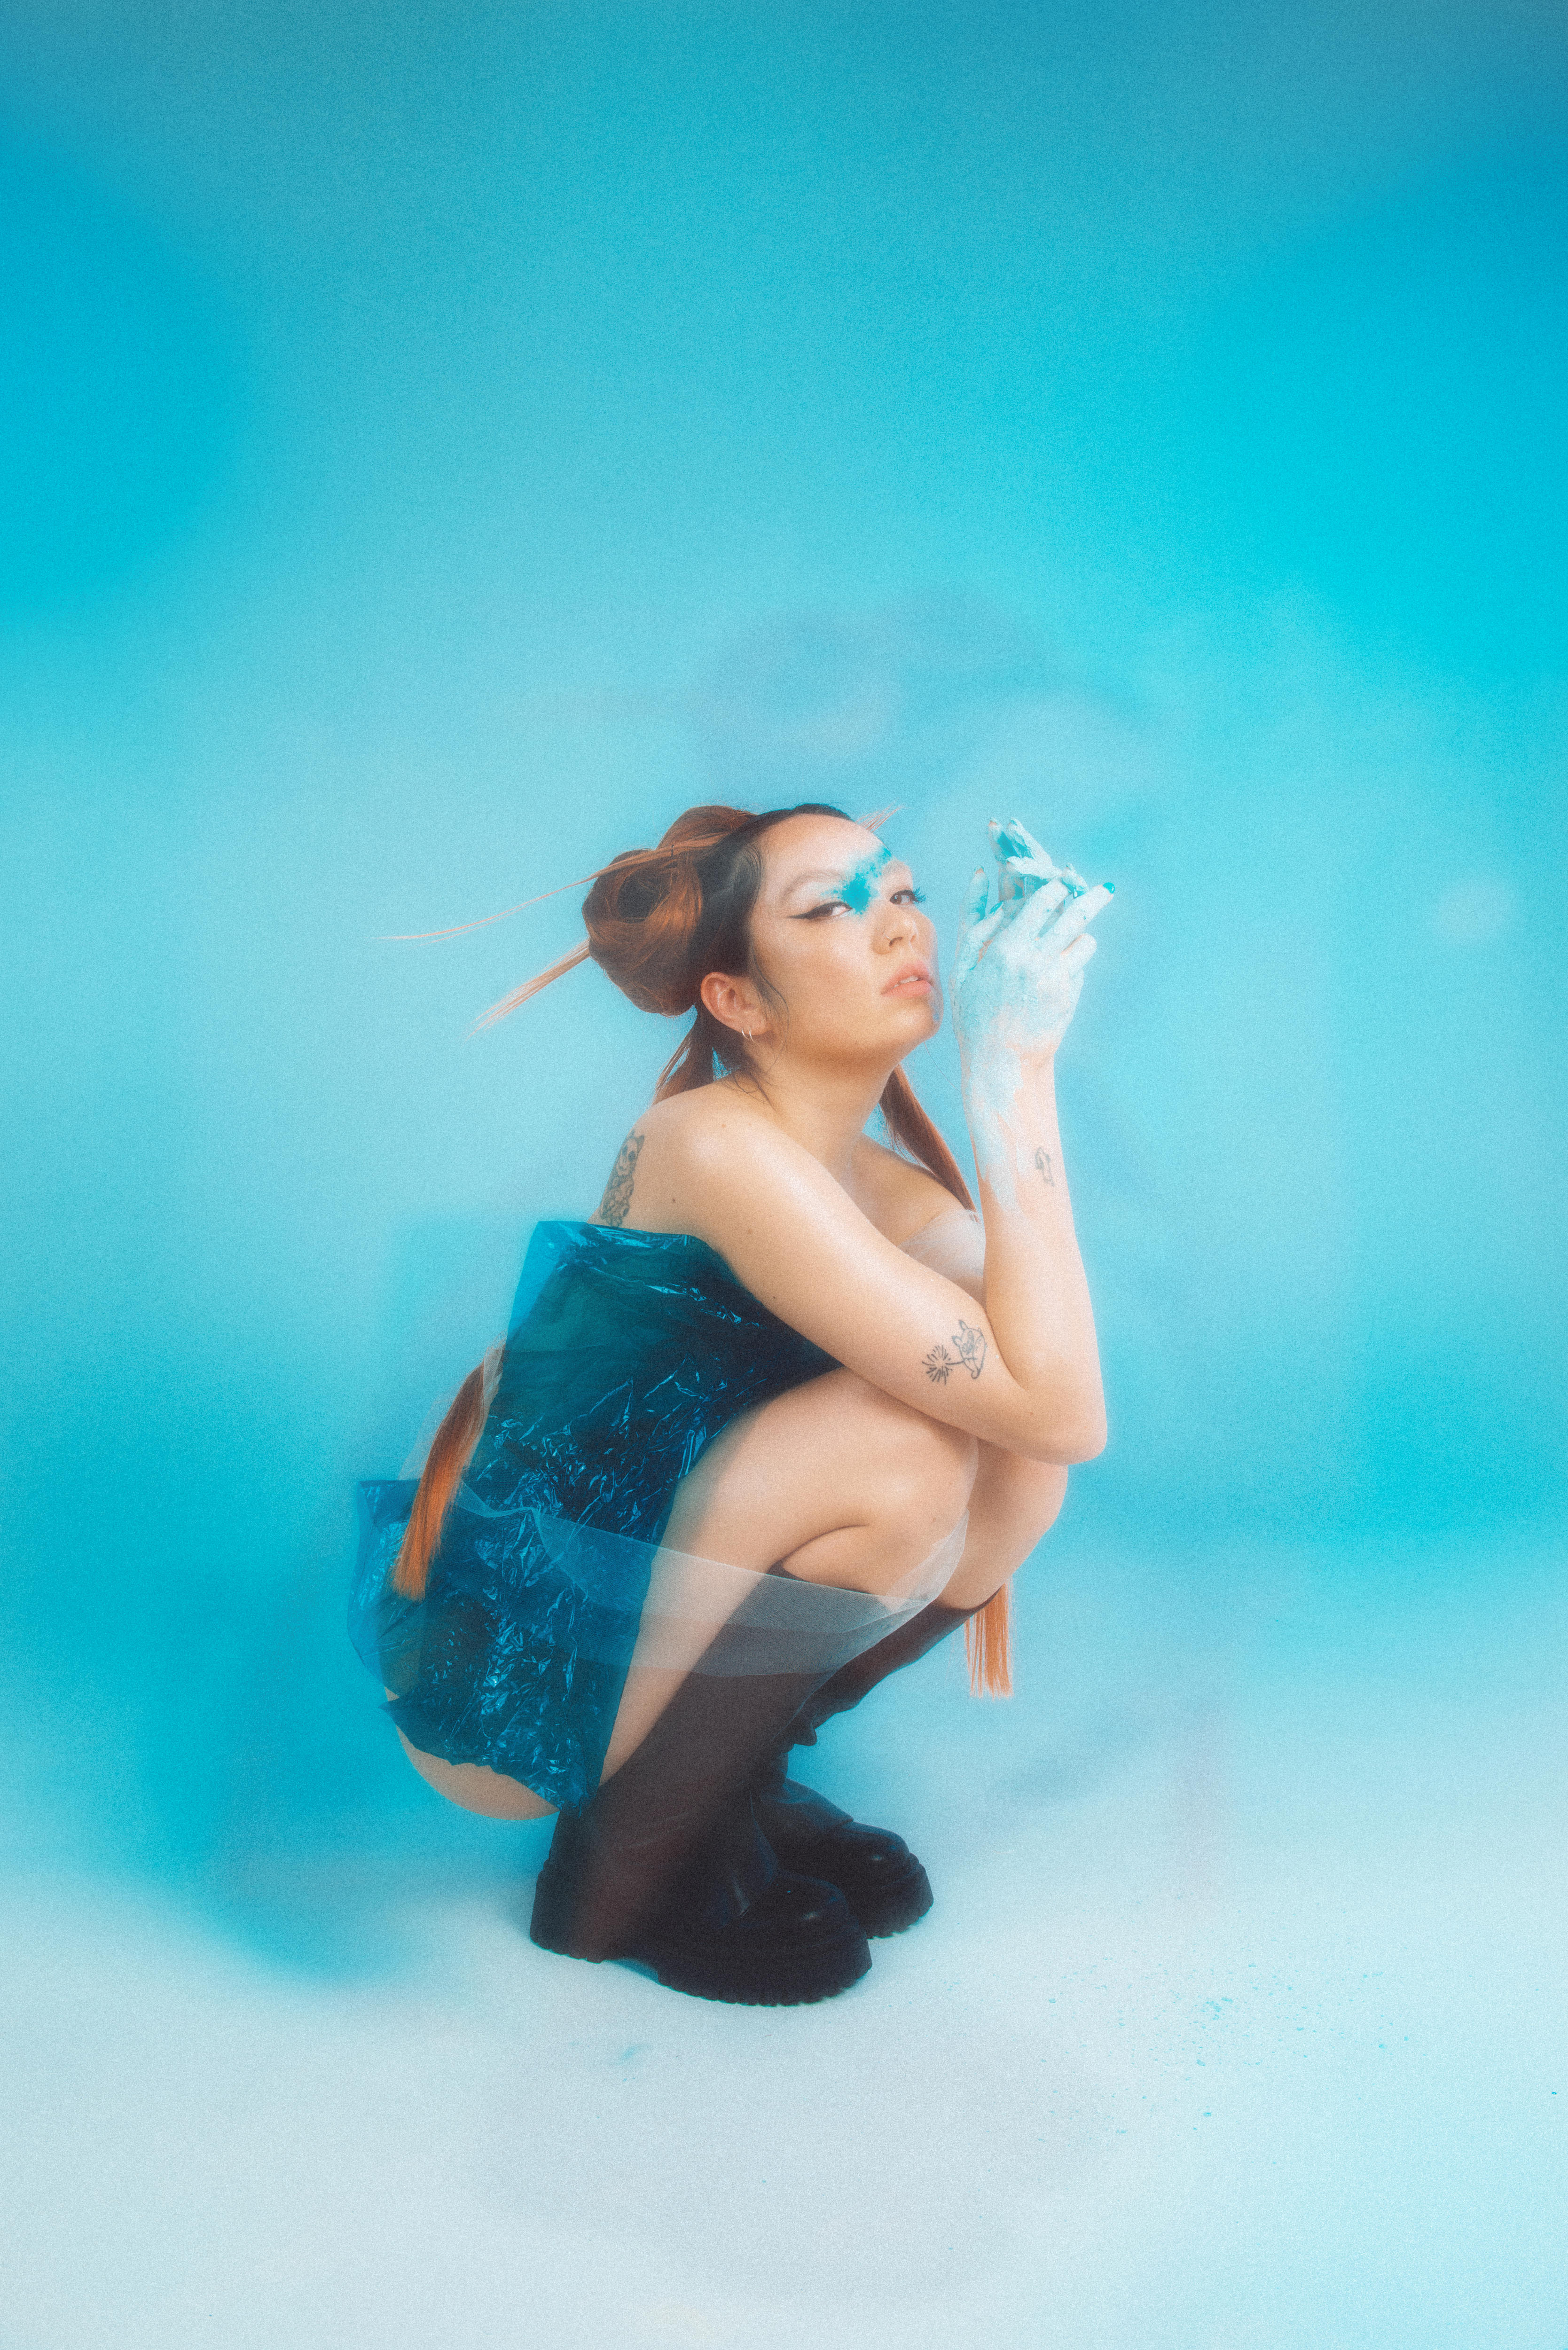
[923,1320,987,1385]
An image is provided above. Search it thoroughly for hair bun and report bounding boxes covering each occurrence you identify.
[582,806,758,1017]
[474,799,857,1036]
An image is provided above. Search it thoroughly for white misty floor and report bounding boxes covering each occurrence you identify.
[4,1535,1564,2350]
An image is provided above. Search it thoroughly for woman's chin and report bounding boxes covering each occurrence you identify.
[886,994,941,1043]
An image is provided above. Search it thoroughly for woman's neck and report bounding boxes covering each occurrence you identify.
[715,1054,894,1183]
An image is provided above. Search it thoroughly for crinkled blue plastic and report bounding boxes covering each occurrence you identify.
[351,1221,838,1813]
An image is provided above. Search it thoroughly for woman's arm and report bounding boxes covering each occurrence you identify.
[955,828,1110,1461]
[899,1200,1073,1605]
[652,856,1111,1464]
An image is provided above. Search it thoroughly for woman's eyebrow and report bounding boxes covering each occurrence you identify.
[779,868,854,898]
[778,858,909,902]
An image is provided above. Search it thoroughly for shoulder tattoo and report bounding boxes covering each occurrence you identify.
[596,1130,644,1227]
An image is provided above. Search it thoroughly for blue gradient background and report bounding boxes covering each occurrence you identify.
[2,8,1565,2347]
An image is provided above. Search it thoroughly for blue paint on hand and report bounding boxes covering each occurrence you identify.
[988,815,1090,903]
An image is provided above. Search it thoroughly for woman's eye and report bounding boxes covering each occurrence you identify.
[800,885,923,918]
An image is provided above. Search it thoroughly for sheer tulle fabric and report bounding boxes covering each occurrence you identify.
[351,1220,968,1816]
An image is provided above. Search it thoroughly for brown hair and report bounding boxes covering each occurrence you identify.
[392,801,1009,1694]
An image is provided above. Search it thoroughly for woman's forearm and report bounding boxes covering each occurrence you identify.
[948,825,1111,1464]
[966,1054,1106,1462]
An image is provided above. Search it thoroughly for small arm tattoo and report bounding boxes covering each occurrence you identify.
[1035,1146,1056,1189]
[595,1130,644,1227]
[924,1319,987,1385]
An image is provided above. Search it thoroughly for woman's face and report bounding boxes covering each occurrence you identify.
[730,813,942,1069]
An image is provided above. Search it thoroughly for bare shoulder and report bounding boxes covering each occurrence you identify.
[850,1135,969,1246]
[589,1091,967,1252]
[589,1087,786,1233]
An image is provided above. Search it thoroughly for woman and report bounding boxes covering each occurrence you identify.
[353,801,1112,2005]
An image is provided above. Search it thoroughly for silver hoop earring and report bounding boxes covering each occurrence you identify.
[742,1026,753,1041]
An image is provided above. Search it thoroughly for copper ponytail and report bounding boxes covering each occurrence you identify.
[392,1363,489,1600]
[966,1587,1011,1697]
[653,1005,727,1098]
[878,1066,974,1212]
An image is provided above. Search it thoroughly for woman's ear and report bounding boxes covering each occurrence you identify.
[699,971,768,1037]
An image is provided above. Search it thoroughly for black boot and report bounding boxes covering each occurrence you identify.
[792,1600,980,1746]
[753,1599,982,1935]
[750,1748,933,1936]
[527,1611,873,2005]
[532,1783,870,2005]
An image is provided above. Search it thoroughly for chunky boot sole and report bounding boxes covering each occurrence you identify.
[623,1889,873,2005]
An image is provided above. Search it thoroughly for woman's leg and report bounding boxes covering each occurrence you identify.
[776,1447,1069,1759]
[388,1371,982,1825]
[598,1368,977,1779]
[747,1449,1071,1938]
[389,1724,557,1820]
[936,1447,1069,1612]
[663,1367,979,1593]
[534,1369,980,1993]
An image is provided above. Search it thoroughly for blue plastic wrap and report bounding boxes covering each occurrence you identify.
[352,1220,845,1813]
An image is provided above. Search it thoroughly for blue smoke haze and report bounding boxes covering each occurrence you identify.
[1,9,1563,2344]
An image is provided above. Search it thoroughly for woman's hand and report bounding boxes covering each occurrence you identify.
[951,816,1113,1076]
[988,815,1091,908]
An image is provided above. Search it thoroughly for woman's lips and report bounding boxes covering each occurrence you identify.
[884,962,933,994]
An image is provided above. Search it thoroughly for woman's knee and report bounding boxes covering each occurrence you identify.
[838,1374,979,1529]
[972,1450,1068,1549]
[935,1454,1069,1610]
[665,1367,976,1572]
